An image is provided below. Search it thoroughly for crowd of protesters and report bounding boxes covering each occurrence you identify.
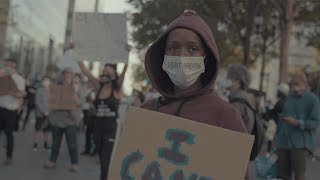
[0,11,319,180]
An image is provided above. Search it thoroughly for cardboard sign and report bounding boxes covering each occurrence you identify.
[0,75,19,96]
[56,50,81,73]
[50,85,77,110]
[72,13,129,63]
[109,107,254,180]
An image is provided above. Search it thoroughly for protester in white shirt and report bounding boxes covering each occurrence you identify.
[0,57,25,165]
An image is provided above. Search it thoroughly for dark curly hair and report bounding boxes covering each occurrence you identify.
[104,63,120,90]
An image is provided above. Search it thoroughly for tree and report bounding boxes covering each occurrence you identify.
[127,0,320,88]
[127,0,276,86]
[128,0,274,65]
[127,0,236,87]
[268,0,320,83]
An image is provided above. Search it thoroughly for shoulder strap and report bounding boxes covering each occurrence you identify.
[175,100,186,116]
[95,85,103,100]
[230,97,258,134]
[229,97,256,113]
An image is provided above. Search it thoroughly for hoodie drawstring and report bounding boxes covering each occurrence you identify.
[175,100,187,116]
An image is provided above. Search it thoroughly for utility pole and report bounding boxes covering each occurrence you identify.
[64,0,76,52]
[89,0,99,70]
[95,0,99,12]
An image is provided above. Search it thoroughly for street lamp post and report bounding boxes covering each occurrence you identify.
[64,0,75,52]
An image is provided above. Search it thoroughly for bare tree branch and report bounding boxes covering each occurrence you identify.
[268,0,282,12]
[252,34,281,62]
[226,0,243,40]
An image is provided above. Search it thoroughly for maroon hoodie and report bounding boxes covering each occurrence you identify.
[142,11,250,179]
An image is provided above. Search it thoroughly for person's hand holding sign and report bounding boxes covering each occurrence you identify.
[282,116,299,126]
[123,43,132,72]
[126,44,132,52]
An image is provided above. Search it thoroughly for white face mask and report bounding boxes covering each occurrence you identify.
[162,55,205,90]
[42,80,51,89]
[221,78,233,89]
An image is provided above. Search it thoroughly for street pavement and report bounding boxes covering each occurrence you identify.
[251,127,320,180]
[0,119,99,180]
[1,118,320,180]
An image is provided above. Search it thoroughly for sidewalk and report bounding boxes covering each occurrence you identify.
[0,121,99,180]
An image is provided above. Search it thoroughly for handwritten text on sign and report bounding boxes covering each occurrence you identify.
[109,107,254,180]
[120,129,213,180]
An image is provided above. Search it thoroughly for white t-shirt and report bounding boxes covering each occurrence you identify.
[0,73,26,111]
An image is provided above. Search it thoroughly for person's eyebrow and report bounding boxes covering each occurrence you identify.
[167,40,201,45]
[166,40,180,44]
[186,41,202,46]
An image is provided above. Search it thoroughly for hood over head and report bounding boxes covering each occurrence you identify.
[145,11,219,99]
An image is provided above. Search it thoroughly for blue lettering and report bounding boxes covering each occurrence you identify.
[120,151,144,180]
[158,129,195,166]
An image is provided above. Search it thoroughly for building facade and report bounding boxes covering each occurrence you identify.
[1,0,68,80]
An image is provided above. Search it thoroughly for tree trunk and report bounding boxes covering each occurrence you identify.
[242,0,256,66]
[279,0,294,83]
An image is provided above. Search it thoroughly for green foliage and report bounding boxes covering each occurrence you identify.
[273,0,320,49]
[127,0,320,86]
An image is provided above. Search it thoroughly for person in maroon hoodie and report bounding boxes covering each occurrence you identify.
[141,10,251,179]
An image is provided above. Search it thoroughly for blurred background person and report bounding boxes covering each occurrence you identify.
[276,72,320,180]
[224,64,255,133]
[44,68,81,172]
[264,83,290,153]
[131,89,145,107]
[21,78,37,131]
[81,85,96,156]
[144,87,160,102]
[33,76,52,151]
[0,57,25,165]
[79,61,127,180]
[270,83,290,124]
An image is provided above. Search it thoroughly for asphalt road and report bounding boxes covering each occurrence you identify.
[1,117,319,180]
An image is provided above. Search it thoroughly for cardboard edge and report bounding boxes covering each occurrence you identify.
[128,106,255,142]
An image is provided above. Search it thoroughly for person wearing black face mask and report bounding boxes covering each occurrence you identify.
[78,61,128,180]
[99,74,112,85]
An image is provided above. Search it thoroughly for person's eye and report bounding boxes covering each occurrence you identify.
[189,47,199,52]
[169,46,178,51]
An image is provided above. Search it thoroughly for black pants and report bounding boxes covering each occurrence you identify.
[277,149,308,180]
[83,110,94,153]
[35,116,51,132]
[22,105,35,130]
[94,118,117,180]
[0,107,18,159]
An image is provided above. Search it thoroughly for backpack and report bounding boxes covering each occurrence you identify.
[229,97,266,161]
